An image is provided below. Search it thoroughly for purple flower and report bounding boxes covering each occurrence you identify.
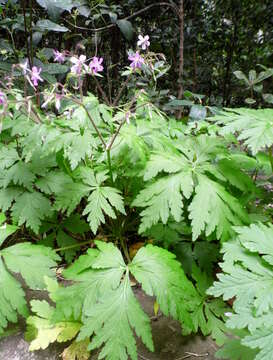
[89,57,104,74]
[31,66,43,87]
[0,91,6,106]
[128,52,145,69]
[53,50,65,63]
[137,35,150,50]
[70,55,87,75]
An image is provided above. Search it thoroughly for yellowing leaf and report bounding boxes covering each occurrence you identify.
[62,339,90,360]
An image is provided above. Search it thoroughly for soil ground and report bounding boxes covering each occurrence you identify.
[0,288,218,360]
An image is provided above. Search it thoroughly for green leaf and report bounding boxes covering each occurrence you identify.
[83,186,126,234]
[210,108,273,155]
[116,19,134,41]
[217,159,256,192]
[36,170,73,195]
[0,187,22,212]
[242,328,273,360]
[79,168,125,234]
[129,244,199,333]
[0,212,18,247]
[42,63,69,74]
[189,175,248,241]
[0,242,59,334]
[256,68,273,82]
[216,339,258,360]
[191,265,229,345]
[56,230,77,263]
[189,105,207,121]
[235,223,273,266]
[234,70,249,84]
[36,19,69,32]
[54,182,89,216]
[0,146,19,169]
[3,162,35,189]
[194,242,219,273]
[207,223,273,327]
[263,93,273,104]
[2,242,60,289]
[133,172,192,233]
[208,265,273,316]
[52,242,154,360]
[11,191,51,233]
[248,70,257,83]
[0,257,28,334]
[62,214,89,234]
[35,0,76,20]
[78,276,153,360]
[143,151,190,181]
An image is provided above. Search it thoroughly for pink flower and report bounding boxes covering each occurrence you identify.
[137,35,150,50]
[128,52,145,69]
[53,50,65,63]
[0,91,6,106]
[55,93,63,111]
[70,55,87,75]
[31,66,43,87]
[89,57,103,74]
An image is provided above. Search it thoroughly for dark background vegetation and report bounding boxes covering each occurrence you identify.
[0,0,272,108]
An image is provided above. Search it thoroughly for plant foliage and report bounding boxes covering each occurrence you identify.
[208,223,273,360]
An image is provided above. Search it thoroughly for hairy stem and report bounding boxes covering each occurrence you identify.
[120,237,131,263]
[107,149,114,185]
[55,239,93,252]
[69,96,107,149]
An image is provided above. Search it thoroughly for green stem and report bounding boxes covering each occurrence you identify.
[269,146,273,173]
[68,96,107,149]
[107,149,114,185]
[55,239,93,252]
[120,237,131,264]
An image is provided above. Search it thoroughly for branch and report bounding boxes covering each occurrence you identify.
[65,2,180,33]
[112,73,133,107]
[93,76,111,106]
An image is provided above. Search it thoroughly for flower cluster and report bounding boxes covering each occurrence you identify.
[128,34,150,70]
[19,60,43,88]
[70,55,104,76]
[53,50,66,63]
[128,52,145,69]
[89,57,104,74]
[31,67,43,87]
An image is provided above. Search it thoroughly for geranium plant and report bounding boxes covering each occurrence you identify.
[0,33,272,360]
